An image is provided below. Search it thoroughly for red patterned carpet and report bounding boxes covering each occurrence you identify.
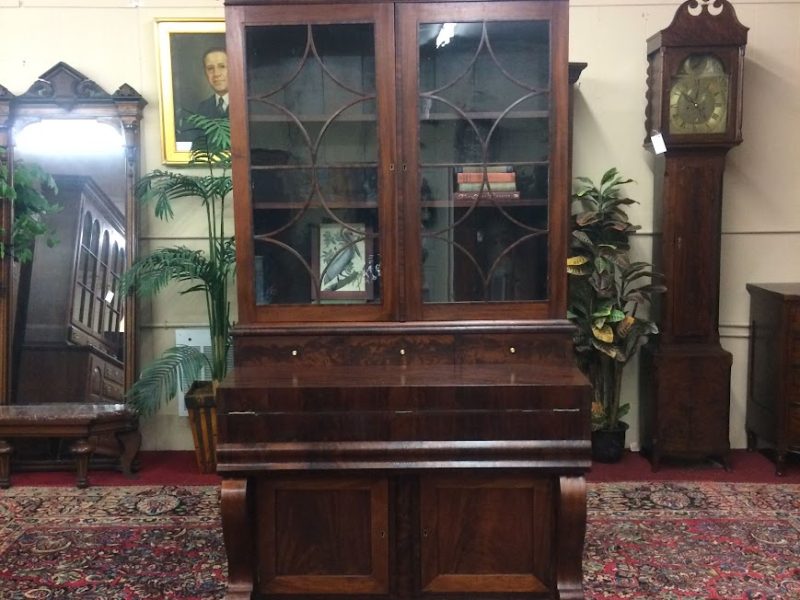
[585,481,800,599]
[0,451,798,599]
[0,485,226,598]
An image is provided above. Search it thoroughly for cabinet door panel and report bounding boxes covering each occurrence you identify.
[256,476,389,594]
[653,350,731,454]
[231,4,396,322]
[419,474,554,594]
[399,2,568,320]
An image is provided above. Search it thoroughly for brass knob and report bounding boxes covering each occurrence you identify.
[291,349,298,357]
[509,347,516,354]
[400,348,406,356]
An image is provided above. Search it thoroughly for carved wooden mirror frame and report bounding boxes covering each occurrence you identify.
[0,62,146,404]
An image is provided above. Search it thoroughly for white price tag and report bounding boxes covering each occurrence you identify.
[650,132,667,155]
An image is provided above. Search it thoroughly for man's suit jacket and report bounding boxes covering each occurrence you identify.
[177,96,228,143]
[196,95,227,119]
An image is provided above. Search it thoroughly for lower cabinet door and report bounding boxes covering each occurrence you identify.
[256,475,389,595]
[253,473,559,597]
[419,474,556,594]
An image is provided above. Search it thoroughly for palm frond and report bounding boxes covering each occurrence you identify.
[120,246,213,297]
[126,345,209,417]
[186,114,231,155]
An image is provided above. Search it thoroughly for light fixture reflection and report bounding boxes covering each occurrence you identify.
[436,23,457,48]
[15,120,124,155]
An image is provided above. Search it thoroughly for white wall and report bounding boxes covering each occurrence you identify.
[2,0,798,451]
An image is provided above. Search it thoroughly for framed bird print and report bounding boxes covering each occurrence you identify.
[313,223,374,301]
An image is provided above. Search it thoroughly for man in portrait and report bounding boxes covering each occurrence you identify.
[196,47,229,118]
[175,46,229,146]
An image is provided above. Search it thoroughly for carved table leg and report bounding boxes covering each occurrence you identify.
[556,475,587,600]
[0,440,12,489]
[70,439,94,489]
[221,478,255,600]
[116,428,142,477]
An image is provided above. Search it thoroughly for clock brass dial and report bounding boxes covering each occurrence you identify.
[668,55,729,135]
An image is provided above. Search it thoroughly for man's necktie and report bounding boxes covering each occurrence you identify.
[217,96,225,115]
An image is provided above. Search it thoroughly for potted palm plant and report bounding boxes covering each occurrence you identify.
[566,168,665,462]
[121,114,234,472]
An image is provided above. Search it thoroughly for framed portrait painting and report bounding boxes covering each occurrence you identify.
[156,19,226,165]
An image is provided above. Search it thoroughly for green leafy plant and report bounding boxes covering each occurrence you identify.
[121,114,234,417]
[0,148,60,263]
[566,168,665,431]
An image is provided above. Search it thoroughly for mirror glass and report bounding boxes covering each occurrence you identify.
[4,63,144,413]
[12,120,127,404]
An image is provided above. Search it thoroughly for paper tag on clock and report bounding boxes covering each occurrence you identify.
[650,132,667,155]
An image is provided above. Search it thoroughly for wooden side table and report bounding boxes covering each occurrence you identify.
[0,403,140,488]
[745,283,800,475]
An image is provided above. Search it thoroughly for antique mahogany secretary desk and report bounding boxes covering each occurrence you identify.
[217,1,591,598]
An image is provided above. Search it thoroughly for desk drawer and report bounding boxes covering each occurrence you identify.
[103,363,124,384]
[102,381,125,401]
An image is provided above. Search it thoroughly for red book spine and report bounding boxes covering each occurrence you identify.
[456,172,516,184]
[457,182,517,192]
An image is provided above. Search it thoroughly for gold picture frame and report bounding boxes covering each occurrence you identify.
[156,19,226,165]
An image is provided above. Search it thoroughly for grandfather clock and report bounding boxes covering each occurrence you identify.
[640,0,748,469]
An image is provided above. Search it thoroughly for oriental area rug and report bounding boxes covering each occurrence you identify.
[0,481,798,599]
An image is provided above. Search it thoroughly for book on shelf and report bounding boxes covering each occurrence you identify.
[455,165,515,173]
[456,182,518,192]
[456,171,516,184]
[452,190,520,202]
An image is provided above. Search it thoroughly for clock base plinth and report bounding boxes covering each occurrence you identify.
[640,341,732,471]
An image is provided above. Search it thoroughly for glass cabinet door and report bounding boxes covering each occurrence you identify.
[230,2,567,323]
[399,2,566,320]
[237,5,394,319]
